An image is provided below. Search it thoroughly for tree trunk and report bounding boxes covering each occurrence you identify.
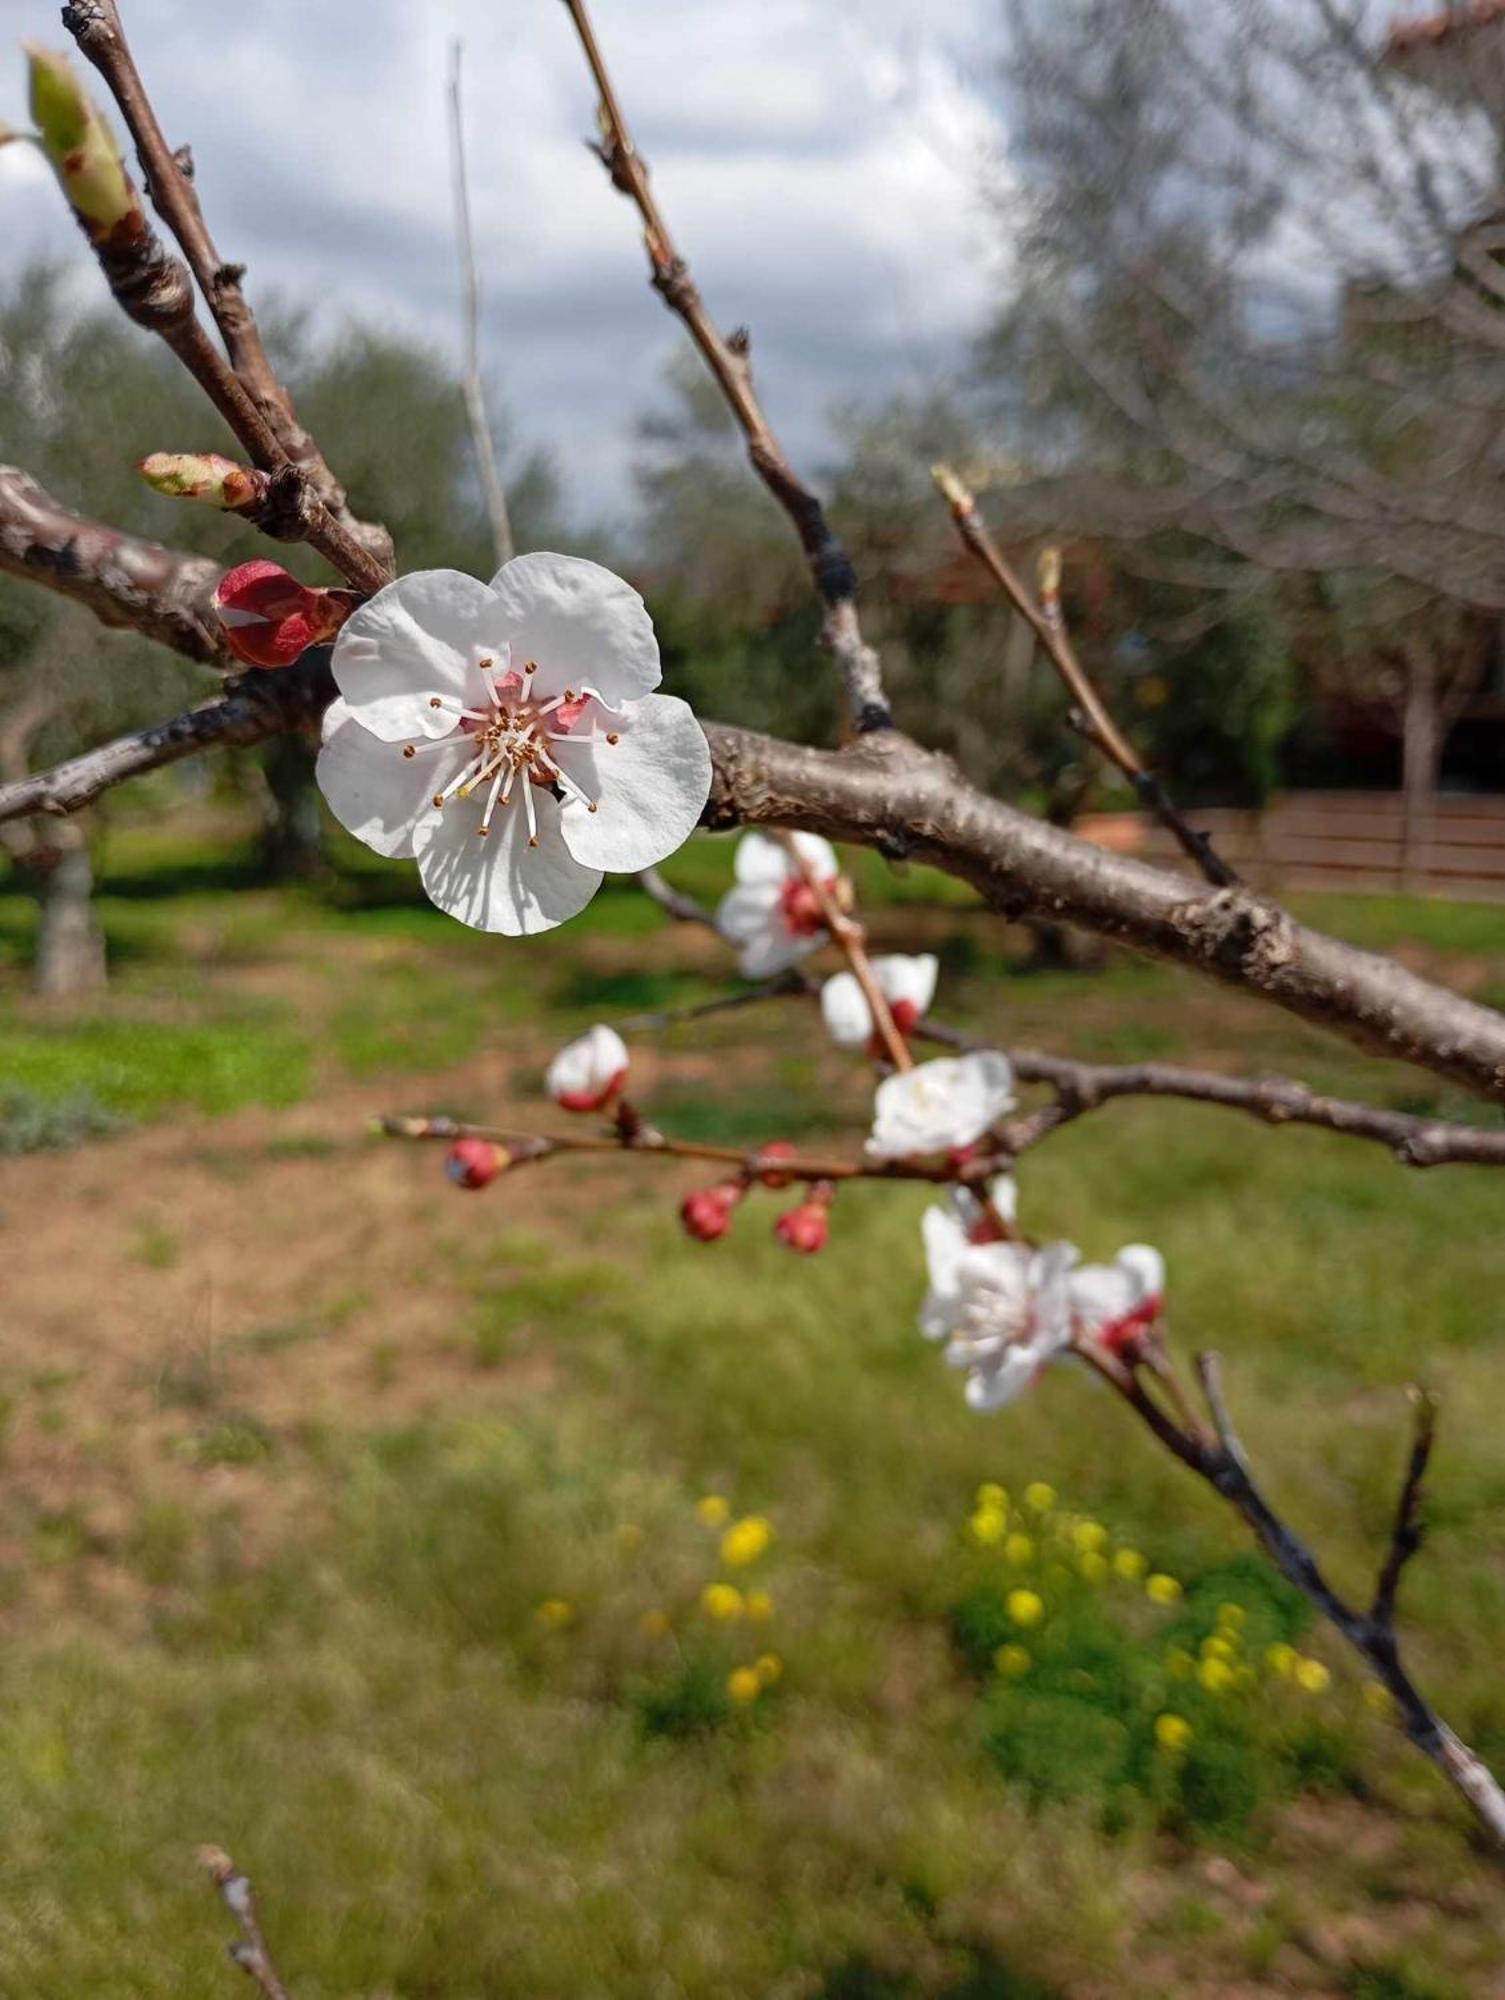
[34,822,106,999]
[256,736,328,883]
[1400,646,1441,893]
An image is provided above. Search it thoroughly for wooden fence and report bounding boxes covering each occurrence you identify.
[1074,791,1505,903]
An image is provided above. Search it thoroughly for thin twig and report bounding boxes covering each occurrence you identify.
[197,1847,294,2000]
[448,39,514,570]
[1372,1386,1437,1630]
[378,1113,1007,1188]
[561,0,889,732]
[932,465,1237,888]
[777,830,912,1070]
[635,865,719,928]
[614,969,817,1034]
[1100,1352,1505,1850]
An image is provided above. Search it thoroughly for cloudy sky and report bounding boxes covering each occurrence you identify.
[1,0,1006,522]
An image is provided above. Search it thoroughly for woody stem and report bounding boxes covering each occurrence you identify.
[775,832,912,1071]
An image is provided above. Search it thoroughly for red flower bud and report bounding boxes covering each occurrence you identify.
[445,1137,508,1190]
[213,560,358,669]
[756,1139,797,1189]
[680,1181,743,1243]
[773,1180,834,1255]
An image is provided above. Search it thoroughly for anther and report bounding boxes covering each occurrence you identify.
[429,696,443,708]
[479,655,494,669]
[431,794,445,808]
[588,802,599,813]
[525,660,538,674]
[528,835,539,847]
[606,732,620,745]
[402,745,417,759]
[476,826,490,838]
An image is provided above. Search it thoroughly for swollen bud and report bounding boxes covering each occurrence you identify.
[445,1138,509,1190]
[680,1181,743,1244]
[756,1140,797,1190]
[931,463,975,517]
[773,1180,834,1256]
[140,452,265,512]
[212,560,359,669]
[546,1025,629,1114]
[25,44,139,236]
[1038,546,1062,611]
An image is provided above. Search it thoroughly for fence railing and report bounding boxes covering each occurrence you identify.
[1074,791,1505,903]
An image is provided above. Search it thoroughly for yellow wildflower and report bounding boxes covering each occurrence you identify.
[701,1583,744,1622]
[1004,1533,1035,1566]
[1216,1601,1247,1631]
[696,1494,731,1528]
[1007,1588,1045,1629]
[1294,1657,1331,1694]
[1146,1573,1182,1606]
[755,1653,783,1687]
[535,1598,573,1631]
[720,1515,774,1567]
[726,1666,762,1704]
[976,1482,1007,1510]
[745,1589,774,1623]
[1113,1547,1148,1582]
[1265,1642,1296,1677]
[1154,1713,1192,1753]
[1072,1520,1108,1554]
[1198,1657,1235,1694]
[1201,1634,1236,1663]
[639,1608,671,1639]
[995,1643,1032,1678]
[1165,1645,1195,1680]
[1078,1551,1109,1585]
[1363,1682,1397,1720]
[969,1508,1006,1546]
[1024,1482,1056,1513]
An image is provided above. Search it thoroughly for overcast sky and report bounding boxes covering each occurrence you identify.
[0,0,1006,523]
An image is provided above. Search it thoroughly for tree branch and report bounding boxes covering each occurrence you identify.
[1371,1387,1437,1632]
[198,1847,294,2000]
[634,864,718,928]
[933,464,1237,889]
[448,39,514,571]
[561,0,889,732]
[0,465,227,664]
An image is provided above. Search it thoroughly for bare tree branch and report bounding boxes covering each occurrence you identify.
[634,864,718,928]
[198,1847,294,2000]
[448,39,514,571]
[561,0,889,732]
[933,464,1238,889]
[0,465,227,664]
[1372,1386,1438,1630]
[53,2,390,596]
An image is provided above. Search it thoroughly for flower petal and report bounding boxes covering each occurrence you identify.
[820,972,872,1046]
[872,953,938,1015]
[733,829,836,886]
[315,700,455,858]
[714,883,827,977]
[487,551,660,705]
[552,693,711,873]
[866,1051,1016,1159]
[965,1348,1042,1411]
[331,570,502,742]
[414,784,602,935]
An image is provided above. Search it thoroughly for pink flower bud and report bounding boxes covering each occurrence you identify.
[773,1181,833,1255]
[546,1025,629,1114]
[445,1138,508,1190]
[212,560,358,669]
[756,1139,797,1189]
[680,1181,743,1243]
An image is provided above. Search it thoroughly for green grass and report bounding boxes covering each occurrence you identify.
[1,811,1504,1994]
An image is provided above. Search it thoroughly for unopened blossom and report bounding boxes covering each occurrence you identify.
[773,1185,832,1255]
[920,1224,1078,1412]
[866,1051,1015,1161]
[756,1139,797,1189]
[445,1136,508,1190]
[820,953,939,1050]
[1068,1245,1165,1359]
[680,1181,744,1242]
[316,554,712,935]
[546,1024,629,1113]
[715,831,841,978]
[215,560,358,669]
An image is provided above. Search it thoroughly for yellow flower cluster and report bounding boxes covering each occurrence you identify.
[1265,1641,1330,1693]
[726,1654,784,1704]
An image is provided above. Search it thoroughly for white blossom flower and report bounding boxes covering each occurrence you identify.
[920,1228,1078,1411]
[820,953,938,1048]
[866,1051,1015,1160]
[917,1177,1021,1342]
[1069,1244,1165,1357]
[714,831,839,977]
[316,554,711,935]
[547,1024,630,1112]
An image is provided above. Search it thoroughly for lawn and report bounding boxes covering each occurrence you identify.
[1,793,1503,1998]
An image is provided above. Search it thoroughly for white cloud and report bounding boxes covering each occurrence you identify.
[0,0,1005,519]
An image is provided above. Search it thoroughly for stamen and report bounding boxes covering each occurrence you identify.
[523,780,539,847]
[478,765,506,838]
[403,745,416,759]
[525,660,538,674]
[606,732,620,745]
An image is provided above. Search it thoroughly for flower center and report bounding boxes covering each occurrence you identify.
[401,652,620,845]
[778,876,829,937]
